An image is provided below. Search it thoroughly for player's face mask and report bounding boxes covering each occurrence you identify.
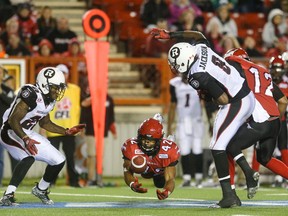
[48,83,66,101]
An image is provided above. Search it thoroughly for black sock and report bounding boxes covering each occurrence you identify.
[181,154,191,175]
[212,150,232,196]
[236,156,255,182]
[10,156,35,187]
[43,161,65,183]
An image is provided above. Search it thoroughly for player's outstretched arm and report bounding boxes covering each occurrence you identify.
[123,159,147,193]
[156,166,176,200]
[39,114,67,134]
[150,28,207,42]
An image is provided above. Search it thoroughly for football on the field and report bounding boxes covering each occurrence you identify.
[130,155,147,174]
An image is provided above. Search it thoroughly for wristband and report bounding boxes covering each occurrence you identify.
[129,182,134,188]
[22,135,29,140]
[163,188,171,195]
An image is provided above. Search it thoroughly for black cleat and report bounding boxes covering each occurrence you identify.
[247,172,260,199]
[209,196,238,208]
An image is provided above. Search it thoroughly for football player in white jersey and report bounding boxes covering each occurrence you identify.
[0,67,85,206]
[151,29,255,208]
[167,75,204,187]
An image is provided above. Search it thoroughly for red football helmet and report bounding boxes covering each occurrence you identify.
[224,48,250,61]
[269,55,285,83]
[137,118,164,156]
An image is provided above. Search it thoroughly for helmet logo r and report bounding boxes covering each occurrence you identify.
[170,47,180,59]
[43,69,55,78]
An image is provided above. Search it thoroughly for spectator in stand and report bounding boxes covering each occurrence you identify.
[46,17,77,55]
[0,0,14,30]
[140,0,170,28]
[206,22,224,55]
[13,3,39,48]
[206,3,238,37]
[265,37,287,58]
[62,38,83,57]
[36,6,57,42]
[34,38,54,57]
[242,36,264,58]
[221,34,240,56]
[175,8,204,32]
[5,34,31,56]
[168,0,202,27]
[0,17,23,47]
[262,8,286,49]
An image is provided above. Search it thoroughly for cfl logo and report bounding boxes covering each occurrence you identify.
[44,68,55,78]
[170,47,180,59]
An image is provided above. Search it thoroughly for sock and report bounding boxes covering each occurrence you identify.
[38,178,50,190]
[9,156,35,187]
[251,149,260,171]
[266,157,288,179]
[5,185,17,194]
[181,154,191,175]
[43,162,65,183]
[212,150,232,196]
[280,149,288,166]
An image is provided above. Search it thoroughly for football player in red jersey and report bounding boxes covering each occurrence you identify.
[121,115,180,200]
[224,48,288,199]
[269,56,288,167]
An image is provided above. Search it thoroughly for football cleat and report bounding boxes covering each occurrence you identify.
[0,191,19,206]
[247,172,260,199]
[32,183,54,205]
[209,196,238,209]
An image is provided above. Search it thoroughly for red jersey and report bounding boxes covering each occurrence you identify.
[278,79,288,121]
[121,138,180,176]
[227,55,279,117]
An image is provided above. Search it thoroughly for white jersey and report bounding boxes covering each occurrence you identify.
[2,84,55,135]
[189,43,245,97]
[169,77,204,156]
[0,84,65,164]
[169,76,202,121]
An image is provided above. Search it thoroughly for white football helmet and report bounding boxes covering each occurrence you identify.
[36,67,66,101]
[282,51,288,63]
[168,42,197,74]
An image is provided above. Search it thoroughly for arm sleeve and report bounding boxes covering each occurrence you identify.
[272,82,285,101]
[189,72,224,99]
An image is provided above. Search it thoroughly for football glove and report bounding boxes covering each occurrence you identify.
[156,189,171,200]
[130,177,148,193]
[22,136,40,155]
[150,28,171,39]
[65,124,86,136]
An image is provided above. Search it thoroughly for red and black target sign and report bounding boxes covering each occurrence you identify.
[82,9,110,39]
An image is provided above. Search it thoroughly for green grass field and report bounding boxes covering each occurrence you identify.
[0,177,288,216]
